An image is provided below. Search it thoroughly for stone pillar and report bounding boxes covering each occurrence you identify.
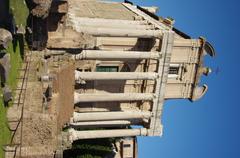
[70,120,132,128]
[69,128,148,141]
[69,17,148,25]
[72,111,151,122]
[73,26,162,38]
[75,71,159,81]
[74,93,154,103]
[73,50,161,60]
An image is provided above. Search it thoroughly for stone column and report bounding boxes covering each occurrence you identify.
[73,26,162,38]
[75,71,159,81]
[70,120,132,128]
[74,93,155,103]
[69,128,148,141]
[73,50,161,60]
[72,111,151,122]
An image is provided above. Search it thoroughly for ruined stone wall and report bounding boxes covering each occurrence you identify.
[25,0,53,18]
[25,0,53,50]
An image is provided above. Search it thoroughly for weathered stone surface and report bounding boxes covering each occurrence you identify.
[25,15,48,50]
[47,29,96,49]
[3,86,12,103]
[0,53,10,85]
[0,28,12,49]
[25,0,53,18]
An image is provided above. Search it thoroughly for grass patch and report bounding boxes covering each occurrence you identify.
[0,100,11,158]
[6,39,24,89]
[0,0,27,157]
[0,42,23,158]
[10,0,28,26]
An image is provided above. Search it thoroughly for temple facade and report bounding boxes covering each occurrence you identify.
[4,0,215,158]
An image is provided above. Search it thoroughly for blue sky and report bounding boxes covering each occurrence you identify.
[120,0,240,158]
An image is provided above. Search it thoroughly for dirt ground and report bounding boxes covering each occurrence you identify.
[52,63,75,129]
[6,52,75,157]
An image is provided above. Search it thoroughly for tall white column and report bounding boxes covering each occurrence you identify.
[73,26,162,38]
[74,93,155,103]
[70,120,132,128]
[72,111,152,122]
[69,128,148,141]
[75,71,159,81]
[73,50,161,60]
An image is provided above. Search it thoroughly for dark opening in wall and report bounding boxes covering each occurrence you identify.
[169,66,180,75]
[96,66,119,72]
[25,15,48,50]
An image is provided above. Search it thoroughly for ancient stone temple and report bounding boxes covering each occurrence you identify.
[4,0,215,157]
